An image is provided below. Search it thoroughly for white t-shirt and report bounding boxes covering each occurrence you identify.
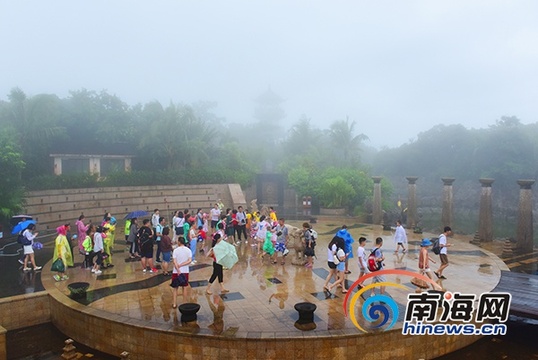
[439,234,448,255]
[172,246,192,274]
[327,244,337,262]
[257,220,268,239]
[210,208,221,221]
[357,245,367,269]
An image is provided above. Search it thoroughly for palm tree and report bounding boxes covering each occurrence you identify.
[329,116,369,166]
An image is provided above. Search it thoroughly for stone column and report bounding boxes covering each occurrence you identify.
[478,178,494,243]
[372,176,383,225]
[441,178,455,228]
[406,176,419,228]
[516,179,535,253]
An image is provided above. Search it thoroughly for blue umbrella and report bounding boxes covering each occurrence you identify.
[124,210,149,220]
[11,219,36,235]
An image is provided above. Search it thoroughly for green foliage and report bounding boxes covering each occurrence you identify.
[317,176,355,208]
[26,167,256,191]
[0,129,26,221]
[287,165,380,211]
[25,173,99,190]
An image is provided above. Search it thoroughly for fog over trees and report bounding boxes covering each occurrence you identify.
[1,88,537,241]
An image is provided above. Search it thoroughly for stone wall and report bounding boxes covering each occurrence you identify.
[24,184,242,230]
[0,292,50,331]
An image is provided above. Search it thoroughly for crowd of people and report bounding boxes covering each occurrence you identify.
[14,204,450,307]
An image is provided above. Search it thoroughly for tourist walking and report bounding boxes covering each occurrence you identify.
[393,220,408,254]
[418,238,436,289]
[127,218,140,259]
[205,233,230,295]
[370,237,386,296]
[435,226,453,280]
[160,227,173,275]
[302,222,316,268]
[75,214,90,254]
[171,236,192,308]
[137,219,156,273]
[235,206,247,243]
[53,224,74,268]
[91,226,105,275]
[21,224,41,272]
[272,218,289,265]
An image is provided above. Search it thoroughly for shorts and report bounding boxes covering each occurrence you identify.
[328,261,337,269]
[336,262,345,272]
[226,227,235,236]
[94,252,103,265]
[304,247,315,257]
[170,273,189,288]
[275,242,287,253]
[211,220,218,229]
[140,249,153,259]
[162,251,171,263]
[397,242,403,245]
[440,254,449,265]
[175,227,183,236]
[372,274,386,283]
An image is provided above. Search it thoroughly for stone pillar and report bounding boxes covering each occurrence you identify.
[516,179,535,253]
[89,157,100,176]
[372,176,383,225]
[478,178,494,243]
[124,158,132,172]
[406,176,419,228]
[53,157,62,175]
[441,178,455,228]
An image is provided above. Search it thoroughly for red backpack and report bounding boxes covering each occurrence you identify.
[367,248,381,272]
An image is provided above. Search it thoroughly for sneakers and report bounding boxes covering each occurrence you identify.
[53,275,61,281]
[23,267,31,272]
[190,261,196,265]
[61,275,69,281]
[34,266,42,271]
[18,259,24,265]
[94,270,102,275]
[150,268,158,273]
[143,268,148,273]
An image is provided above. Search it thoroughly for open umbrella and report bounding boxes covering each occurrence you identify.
[11,219,36,235]
[213,240,238,269]
[124,210,149,220]
[10,215,33,228]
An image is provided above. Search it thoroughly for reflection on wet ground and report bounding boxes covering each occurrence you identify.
[38,220,505,335]
[3,219,538,359]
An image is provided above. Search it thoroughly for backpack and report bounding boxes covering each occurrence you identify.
[17,233,32,246]
[431,237,441,255]
[308,229,317,248]
[367,248,381,272]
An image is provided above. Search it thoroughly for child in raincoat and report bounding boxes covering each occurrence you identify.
[53,225,71,281]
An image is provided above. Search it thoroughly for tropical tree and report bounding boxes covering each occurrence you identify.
[329,117,368,167]
[0,128,25,221]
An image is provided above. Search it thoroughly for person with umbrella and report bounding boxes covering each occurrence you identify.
[21,223,42,272]
[205,233,230,295]
[12,218,34,265]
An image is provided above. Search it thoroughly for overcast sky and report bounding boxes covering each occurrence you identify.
[1,1,537,148]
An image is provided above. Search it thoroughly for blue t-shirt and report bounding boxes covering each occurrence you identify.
[156,224,163,242]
